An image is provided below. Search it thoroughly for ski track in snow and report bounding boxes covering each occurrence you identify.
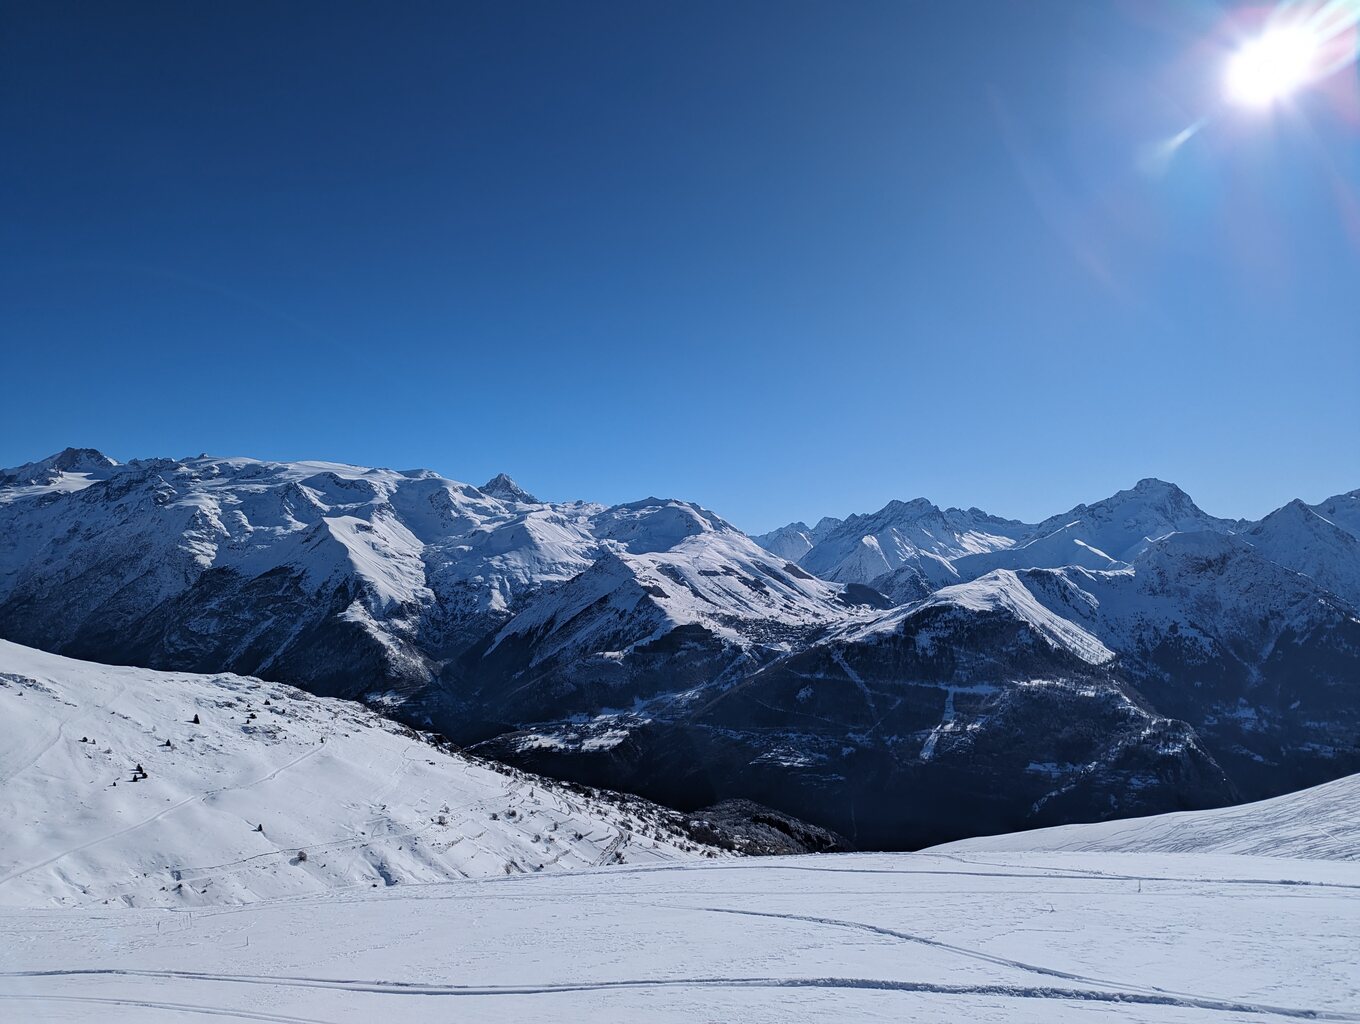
[3,841,1357,1023]
[0,744,324,890]
[1,969,1354,1021]
[0,993,337,1024]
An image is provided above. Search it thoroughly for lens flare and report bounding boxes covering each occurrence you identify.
[1222,0,1360,111]
[1225,26,1323,106]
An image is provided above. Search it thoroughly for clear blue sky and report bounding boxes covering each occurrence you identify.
[3,1,1357,531]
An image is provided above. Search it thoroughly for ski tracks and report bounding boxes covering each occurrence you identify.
[0,967,1353,1020]
[0,742,324,889]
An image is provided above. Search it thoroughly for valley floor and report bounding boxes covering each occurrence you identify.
[2,848,1356,1023]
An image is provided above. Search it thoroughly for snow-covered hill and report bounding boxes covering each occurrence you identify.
[3,776,1356,1022]
[0,641,720,908]
[934,771,1360,860]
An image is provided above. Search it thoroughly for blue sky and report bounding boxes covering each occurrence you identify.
[3,1,1357,531]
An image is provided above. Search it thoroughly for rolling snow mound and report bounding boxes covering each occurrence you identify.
[933,772,1360,860]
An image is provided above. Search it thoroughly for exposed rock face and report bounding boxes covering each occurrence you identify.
[681,800,850,855]
[481,473,539,505]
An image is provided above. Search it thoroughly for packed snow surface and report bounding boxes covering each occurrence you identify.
[2,844,1355,1021]
[936,772,1360,860]
[0,642,716,909]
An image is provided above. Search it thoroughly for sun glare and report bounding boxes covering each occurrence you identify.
[1225,26,1323,107]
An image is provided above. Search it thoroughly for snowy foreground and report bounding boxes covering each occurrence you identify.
[1,644,1357,1022]
[3,844,1357,1023]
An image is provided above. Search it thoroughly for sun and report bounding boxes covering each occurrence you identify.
[1224,26,1323,107]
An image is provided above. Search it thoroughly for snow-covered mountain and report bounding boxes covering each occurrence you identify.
[480,472,540,504]
[1242,498,1360,607]
[1310,487,1360,539]
[0,640,726,908]
[597,562,1237,849]
[761,478,1244,595]
[958,532,1360,796]
[751,516,843,562]
[472,536,864,725]
[0,446,119,501]
[0,453,831,711]
[1,448,1357,852]
[788,499,1031,591]
[963,477,1240,573]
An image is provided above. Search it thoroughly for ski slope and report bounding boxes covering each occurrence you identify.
[1,847,1355,1022]
[0,642,718,908]
[936,772,1360,860]
[3,764,1357,1020]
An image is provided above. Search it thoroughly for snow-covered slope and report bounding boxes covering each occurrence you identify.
[0,641,719,908]
[469,521,871,728]
[1311,487,1360,539]
[935,772,1360,860]
[1009,530,1358,657]
[790,499,1030,589]
[5,794,1356,1023]
[1243,498,1360,607]
[494,526,854,659]
[0,447,119,503]
[751,516,843,562]
[848,569,1116,666]
[948,478,1240,580]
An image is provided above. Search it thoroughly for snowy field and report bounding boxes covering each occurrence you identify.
[2,846,1357,1023]
[1,640,1356,1022]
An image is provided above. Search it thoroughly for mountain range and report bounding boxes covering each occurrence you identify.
[1,447,1356,848]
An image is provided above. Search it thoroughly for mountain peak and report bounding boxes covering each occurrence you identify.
[51,447,117,469]
[481,473,538,504]
[1129,477,1188,499]
[1,447,119,488]
[1255,496,1351,536]
[882,497,939,516]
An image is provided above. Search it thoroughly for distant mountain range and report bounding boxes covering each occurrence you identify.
[1,447,1356,848]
